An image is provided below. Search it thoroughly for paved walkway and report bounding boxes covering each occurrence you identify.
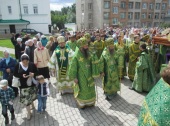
[0,47,14,54]
[0,77,146,126]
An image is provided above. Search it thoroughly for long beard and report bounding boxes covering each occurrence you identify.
[81,48,89,59]
[109,49,114,55]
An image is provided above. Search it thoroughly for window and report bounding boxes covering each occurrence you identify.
[23,6,28,14]
[31,29,35,32]
[148,13,153,19]
[142,3,147,9]
[134,22,139,27]
[112,7,118,14]
[104,1,110,9]
[142,13,146,19]
[112,18,118,25]
[135,12,140,19]
[135,2,140,9]
[89,23,93,29]
[162,3,166,10]
[8,6,12,14]
[168,9,170,15]
[154,22,159,27]
[149,3,154,9]
[120,12,126,19]
[104,12,109,19]
[129,2,133,9]
[88,3,92,10]
[161,13,165,19]
[128,22,132,26]
[81,4,84,11]
[155,13,159,19]
[128,12,133,19]
[155,3,160,10]
[113,0,118,3]
[147,23,151,27]
[141,22,146,27]
[88,13,92,20]
[33,5,38,14]
[121,2,126,9]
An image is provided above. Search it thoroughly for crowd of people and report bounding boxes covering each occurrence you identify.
[0,27,170,125]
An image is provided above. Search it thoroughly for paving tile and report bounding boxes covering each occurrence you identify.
[0,77,145,126]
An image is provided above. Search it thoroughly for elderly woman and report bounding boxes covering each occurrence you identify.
[34,41,50,81]
[16,38,25,61]
[45,36,54,56]
[13,54,37,120]
[32,37,38,48]
[138,67,170,126]
[25,39,36,62]
[0,50,18,97]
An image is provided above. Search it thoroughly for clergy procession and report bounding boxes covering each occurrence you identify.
[0,27,170,126]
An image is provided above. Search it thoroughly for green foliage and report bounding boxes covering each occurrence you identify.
[51,11,67,30]
[0,39,14,49]
[51,3,76,30]
[160,23,170,28]
[67,28,73,31]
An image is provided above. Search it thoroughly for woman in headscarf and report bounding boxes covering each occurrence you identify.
[13,54,37,120]
[34,41,50,82]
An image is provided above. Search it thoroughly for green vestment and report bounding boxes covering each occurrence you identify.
[128,42,141,80]
[48,45,74,93]
[66,40,77,52]
[68,48,98,108]
[115,43,128,78]
[99,48,120,97]
[132,51,156,92]
[138,78,170,126]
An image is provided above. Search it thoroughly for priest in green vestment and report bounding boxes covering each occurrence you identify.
[68,37,99,108]
[115,35,128,79]
[99,38,120,100]
[128,35,142,81]
[48,36,75,95]
[93,33,105,59]
[131,43,156,92]
[138,67,170,126]
[66,35,77,52]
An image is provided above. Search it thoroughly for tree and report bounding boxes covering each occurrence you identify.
[160,23,170,28]
[51,3,76,30]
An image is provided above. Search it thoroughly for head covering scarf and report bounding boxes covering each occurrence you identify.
[37,41,44,50]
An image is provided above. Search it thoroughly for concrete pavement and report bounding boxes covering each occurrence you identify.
[0,77,146,126]
[0,47,14,54]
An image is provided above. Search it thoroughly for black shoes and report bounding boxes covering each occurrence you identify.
[11,113,15,120]
[5,116,9,125]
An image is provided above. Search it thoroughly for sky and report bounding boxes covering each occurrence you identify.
[50,0,75,11]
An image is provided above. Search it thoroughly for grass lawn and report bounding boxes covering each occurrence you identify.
[0,39,14,49]
[0,51,15,58]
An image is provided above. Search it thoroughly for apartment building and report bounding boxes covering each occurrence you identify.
[0,0,51,34]
[76,0,170,30]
